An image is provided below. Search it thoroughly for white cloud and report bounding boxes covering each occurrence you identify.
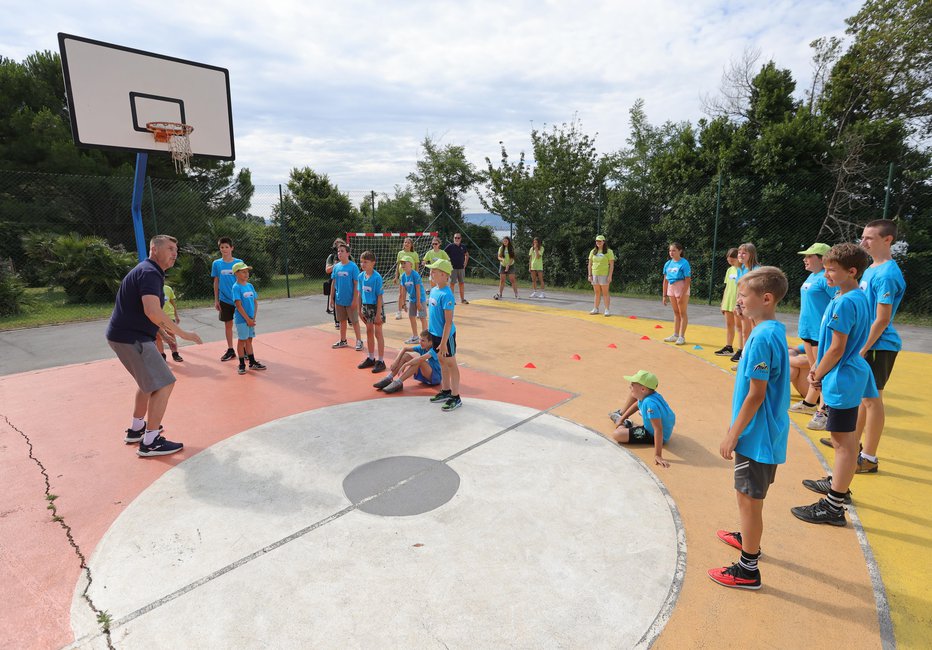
[4,0,861,210]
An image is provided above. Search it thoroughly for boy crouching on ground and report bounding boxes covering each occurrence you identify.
[710,266,789,591]
[608,370,675,468]
[373,329,443,394]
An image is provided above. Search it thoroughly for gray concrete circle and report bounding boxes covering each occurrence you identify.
[343,455,461,516]
[73,398,682,649]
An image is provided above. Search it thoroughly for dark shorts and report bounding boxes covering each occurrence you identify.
[865,350,898,390]
[361,303,385,325]
[431,332,457,357]
[734,452,777,499]
[801,338,818,347]
[825,405,859,433]
[499,265,514,275]
[108,339,176,394]
[218,300,235,322]
[624,424,656,445]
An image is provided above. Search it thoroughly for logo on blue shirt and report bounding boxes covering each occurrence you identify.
[754,362,768,372]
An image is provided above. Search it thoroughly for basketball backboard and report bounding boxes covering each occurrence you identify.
[58,33,235,160]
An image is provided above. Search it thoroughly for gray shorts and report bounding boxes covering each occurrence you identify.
[591,275,610,286]
[334,304,359,324]
[408,300,427,319]
[734,452,777,499]
[450,268,466,285]
[108,339,176,394]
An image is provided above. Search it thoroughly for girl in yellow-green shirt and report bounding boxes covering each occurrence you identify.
[529,237,546,299]
[587,235,615,316]
[421,236,450,288]
[495,236,519,300]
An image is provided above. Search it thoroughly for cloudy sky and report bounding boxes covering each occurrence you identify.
[4,0,861,210]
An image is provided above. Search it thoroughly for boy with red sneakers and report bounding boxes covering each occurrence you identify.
[709,266,790,590]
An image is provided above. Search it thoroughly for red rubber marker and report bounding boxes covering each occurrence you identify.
[524,362,536,369]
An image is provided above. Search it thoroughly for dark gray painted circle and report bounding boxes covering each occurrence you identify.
[343,456,460,516]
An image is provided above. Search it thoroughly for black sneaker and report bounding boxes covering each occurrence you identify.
[249,360,267,370]
[791,498,847,526]
[124,423,163,444]
[171,352,184,362]
[441,396,463,411]
[714,345,734,356]
[332,340,348,349]
[729,349,743,363]
[137,435,183,457]
[371,360,386,373]
[801,477,852,503]
[220,348,237,362]
[430,390,452,403]
[238,364,247,375]
[160,352,167,360]
[358,357,376,369]
[373,376,394,390]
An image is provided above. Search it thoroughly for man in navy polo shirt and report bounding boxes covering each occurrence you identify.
[107,235,203,457]
[443,232,470,305]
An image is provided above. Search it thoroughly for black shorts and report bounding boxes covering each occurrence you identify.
[734,453,777,499]
[865,350,898,390]
[801,338,818,347]
[824,405,859,433]
[218,300,235,322]
[361,303,385,325]
[431,332,457,357]
[625,424,655,445]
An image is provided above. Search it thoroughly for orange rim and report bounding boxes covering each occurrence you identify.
[145,121,193,143]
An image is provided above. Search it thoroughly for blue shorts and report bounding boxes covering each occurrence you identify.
[415,367,441,386]
[235,321,256,340]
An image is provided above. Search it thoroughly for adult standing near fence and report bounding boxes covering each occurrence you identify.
[444,232,470,304]
[588,235,615,316]
[106,234,203,457]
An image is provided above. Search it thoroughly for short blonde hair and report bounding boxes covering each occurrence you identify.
[739,266,788,303]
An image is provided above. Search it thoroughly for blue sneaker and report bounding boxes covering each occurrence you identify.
[441,396,462,412]
[137,435,184,457]
[124,423,162,444]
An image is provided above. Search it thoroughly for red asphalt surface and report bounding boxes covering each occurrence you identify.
[0,326,570,649]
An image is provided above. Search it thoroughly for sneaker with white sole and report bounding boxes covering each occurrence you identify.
[589,308,599,315]
[807,411,828,430]
[137,435,184,457]
[714,345,734,356]
[802,476,852,503]
[430,390,452,403]
[383,380,404,394]
[791,498,847,526]
[124,423,163,444]
[530,291,539,298]
[663,334,678,342]
[708,563,761,590]
[405,335,419,344]
[441,395,463,411]
[355,341,364,351]
[604,309,611,317]
[394,311,403,320]
[675,336,686,345]
[539,292,546,299]
[332,340,348,349]
[373,376,394,390]
[608,410,622,424]
[789,400,817,414]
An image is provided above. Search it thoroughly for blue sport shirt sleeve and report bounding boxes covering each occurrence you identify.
[375,273,383,296]
[441,289,455,312]
[827,294,856,336]
[211,259,220,279]
[683,259,691,277]
[744,334,773,382]
[876,273,901,306]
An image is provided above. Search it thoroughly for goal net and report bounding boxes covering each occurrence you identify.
[346,231,438,301]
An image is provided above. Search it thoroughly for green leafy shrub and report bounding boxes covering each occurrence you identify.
[166,244,214,299]
[40,233,136,303]
[0,261,35,316]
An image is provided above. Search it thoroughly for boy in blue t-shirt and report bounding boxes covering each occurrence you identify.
[843,219,905,475]
[329,244,363,351]
[230,262,267,375]
[790,243,836,421]
[211,237,243,362]
[793,243,876,526]
[425,258,461,411]
[356,251,386,373]
[710,266,789,591]
[607,370,675,468]
[373,329,443,394]
[400,256,428,344]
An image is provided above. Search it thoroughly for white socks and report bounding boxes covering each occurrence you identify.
[131,417,146,431]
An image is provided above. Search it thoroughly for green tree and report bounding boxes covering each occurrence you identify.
[407,136,481,218]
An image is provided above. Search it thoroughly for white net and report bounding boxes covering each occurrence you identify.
[169,133,193,173]
[346,232,437,300]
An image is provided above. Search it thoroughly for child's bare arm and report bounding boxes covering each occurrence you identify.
[720,379,766,459]
[810,332,847,387]
[651,419,669,468]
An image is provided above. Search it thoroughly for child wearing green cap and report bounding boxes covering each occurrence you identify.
[426,257,462,411]
[607,369,675,468]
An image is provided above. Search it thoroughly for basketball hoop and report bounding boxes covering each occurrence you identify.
[146,121,194,172]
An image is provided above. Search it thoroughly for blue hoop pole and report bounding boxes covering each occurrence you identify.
[131,152,149,262]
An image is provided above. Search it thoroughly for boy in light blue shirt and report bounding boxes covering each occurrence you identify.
[607,369,675,468]
[710,266,789,591]
[373,329,443,394]
[329,244,363,350]
[790,243,836,421]
[426,258,461,411]
[356,251,386,373]
[793,243,876,526]
[230,262,267,375]
[400,256,428,344]
[211,236,243,362]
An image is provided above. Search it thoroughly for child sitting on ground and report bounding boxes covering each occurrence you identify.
[373,329,443,394]
[608,370,675,468]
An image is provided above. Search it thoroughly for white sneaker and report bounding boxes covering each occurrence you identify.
[808,411,828,430]
[405,335,419,344]
[675,336,686,345]
[394,311,403,320]
[539,292,546,299]
[530,291,539,298]
[789,400,817,415]
[355,340,364,351]
[589,308,599,315]
[663,335,678,342]
[604,309,611,317]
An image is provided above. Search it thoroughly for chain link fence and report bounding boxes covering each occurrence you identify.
[0,167,929,327]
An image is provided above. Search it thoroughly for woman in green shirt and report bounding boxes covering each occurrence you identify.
[587,235,615,316]
[529,237,545,299]
[494,236,519,300]
[421,236,450,288]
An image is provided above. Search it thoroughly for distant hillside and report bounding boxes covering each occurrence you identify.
[463,212,509,230]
